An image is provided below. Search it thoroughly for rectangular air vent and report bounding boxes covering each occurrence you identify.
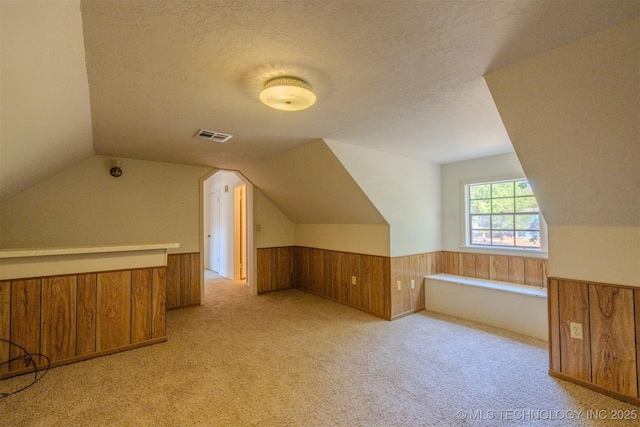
[194,129,233,143]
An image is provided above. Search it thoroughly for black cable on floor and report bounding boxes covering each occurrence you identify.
[0,338,50,399]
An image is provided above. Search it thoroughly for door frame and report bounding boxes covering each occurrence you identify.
[199,169,256,300]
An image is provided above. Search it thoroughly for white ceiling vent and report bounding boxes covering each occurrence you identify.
[194,129,233,143]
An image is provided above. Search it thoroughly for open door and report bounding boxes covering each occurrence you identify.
[234,184,247,280]
[210,190,221,273]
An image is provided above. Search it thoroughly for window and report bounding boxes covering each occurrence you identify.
[467,179,541,249]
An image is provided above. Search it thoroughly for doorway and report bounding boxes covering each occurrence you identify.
[200,169,255,299]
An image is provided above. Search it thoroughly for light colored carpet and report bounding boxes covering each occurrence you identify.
[1,271,638,426]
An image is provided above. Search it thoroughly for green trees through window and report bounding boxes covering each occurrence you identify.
[468,179,540,249]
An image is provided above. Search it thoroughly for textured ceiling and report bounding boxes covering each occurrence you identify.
[80,0,640,171]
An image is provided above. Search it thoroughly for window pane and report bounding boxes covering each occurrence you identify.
[491,231,513,246]
[467,178,542,249]
[470,199,491,214]
[470,184,490,199]
[492,182,514,198]
[515,196,539,212]
[515,231,540,248]
[515,180,534,196]
[492,198,514,213]
[471,215,490,229]
[471,230,490,245]
[515,214,539,231]
[492,214,514,230]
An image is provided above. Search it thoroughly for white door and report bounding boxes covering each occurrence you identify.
[210,190,221,273]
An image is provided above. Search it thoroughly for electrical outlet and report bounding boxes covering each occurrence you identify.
[411,279,415,289]
[570,322,583,340]
[397,281,402,291]
[351,276,356,285]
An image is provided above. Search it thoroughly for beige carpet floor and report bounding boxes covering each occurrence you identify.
[1,271,638,426]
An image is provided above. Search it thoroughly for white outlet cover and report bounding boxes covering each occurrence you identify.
[570,322,583,340]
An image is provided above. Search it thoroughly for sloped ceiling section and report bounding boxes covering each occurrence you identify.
[242,140,386,225]
[79,0,640,173]
[0,1,93,203]
[485,17,640,227]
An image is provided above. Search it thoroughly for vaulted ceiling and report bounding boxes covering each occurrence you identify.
[3,0,640,204]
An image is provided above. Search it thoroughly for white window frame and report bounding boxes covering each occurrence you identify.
[460,175,548,256]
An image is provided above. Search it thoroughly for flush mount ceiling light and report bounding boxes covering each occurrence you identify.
[259,76,316,111]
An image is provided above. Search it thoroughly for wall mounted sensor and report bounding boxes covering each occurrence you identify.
[110,159,123,177]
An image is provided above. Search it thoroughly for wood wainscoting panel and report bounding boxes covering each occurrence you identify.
[179,254,192,306]
[508,257,525,285]
[438,251,545,287]
[276,247,293,291]
[325,251,341,301]
[295,247,310,292]
[475,254,490,280]
[489,255,509,282]
[368,256,386,317]
[349,253,362,309]
[310,249,325,298]
[382,257,392,319]
[41,276,77,363]
[166,254,180,308]
[548,279,560,372]
[339,252,351,305]
[402,256,412,313]
[444,252,459,275]
[525,258,545,288]
[322,251,333,298]
[166,253,201,308]
[459,253,476,278]
[190,254,201,305]
[152,267,167,339]
[10,279,41,370]
[76,274,97,356]
[97,271,131,352]
[271,249,281,291]
[256,248,269,293]
[558,281,591,382]
[426,252,439,276]
[131,269,152,344]
[415,254,427,311]
[0,281,10,375]
[359,255,371,312]
[589,285,637,397]
[391,257,404,317]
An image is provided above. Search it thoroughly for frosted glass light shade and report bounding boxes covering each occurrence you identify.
[259,77,316,111]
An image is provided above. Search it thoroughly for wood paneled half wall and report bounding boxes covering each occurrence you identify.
[166,253,201,309]
[441,251,548,288]
[548,277,640,406]
[257,248,549,321]
[258,247,391,319]
[0,267,166,380]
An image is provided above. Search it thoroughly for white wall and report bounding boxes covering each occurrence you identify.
[441,152,548,257]
[1,0,94,203]
[0,155,211,253]
[326,140,441,257]
[550,226,640,287]
[294,224,390,256]
[255,190,295,248]
[486,17,639,286]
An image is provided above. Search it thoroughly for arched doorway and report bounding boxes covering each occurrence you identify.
[199,169,256,301]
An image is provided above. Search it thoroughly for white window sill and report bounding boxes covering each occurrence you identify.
[426,273,548,298]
